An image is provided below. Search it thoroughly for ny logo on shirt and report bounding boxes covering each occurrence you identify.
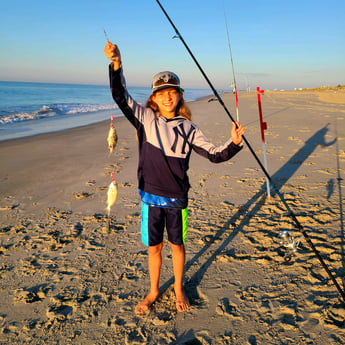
[171,123,196,154]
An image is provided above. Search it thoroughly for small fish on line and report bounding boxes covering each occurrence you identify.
[106,172,118,233]
[107,115,118,154]
[107,177,118,215]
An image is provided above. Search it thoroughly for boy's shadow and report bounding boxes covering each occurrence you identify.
[159,124,336,305]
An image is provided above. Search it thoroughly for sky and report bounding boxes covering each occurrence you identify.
[0,0,344,90]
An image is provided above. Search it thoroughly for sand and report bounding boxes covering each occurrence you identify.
[0,88,345,344]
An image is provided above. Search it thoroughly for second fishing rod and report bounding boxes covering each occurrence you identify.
[155,0,345,302]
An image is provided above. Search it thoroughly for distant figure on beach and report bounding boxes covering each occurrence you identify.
[104,41,245,314]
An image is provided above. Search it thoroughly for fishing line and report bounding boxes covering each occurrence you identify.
[155,0,345,302]
[222,0,239,121]
[103,28,110,42]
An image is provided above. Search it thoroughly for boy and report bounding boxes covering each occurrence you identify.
[104,42,245,314]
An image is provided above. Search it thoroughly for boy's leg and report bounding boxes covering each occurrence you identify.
[169,243,190,312]
[166,207,190,312]
[137,204,165,315]
[135,242,163,315]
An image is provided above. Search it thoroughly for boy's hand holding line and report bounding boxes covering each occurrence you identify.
[231,121,245,146]
[104,41,121,71]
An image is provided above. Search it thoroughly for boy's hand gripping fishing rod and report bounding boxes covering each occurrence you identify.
[155,0,345,302]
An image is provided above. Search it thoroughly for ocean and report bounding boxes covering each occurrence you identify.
[0,81,212,141]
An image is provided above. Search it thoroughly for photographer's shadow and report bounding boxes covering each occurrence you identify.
[160,124,336,305]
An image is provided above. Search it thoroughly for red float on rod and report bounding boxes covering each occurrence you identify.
[257,86,270,197]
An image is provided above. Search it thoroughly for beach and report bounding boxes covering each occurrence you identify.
[1,88,345,344]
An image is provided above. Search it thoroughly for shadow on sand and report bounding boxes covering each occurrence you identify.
[160,124,340,304]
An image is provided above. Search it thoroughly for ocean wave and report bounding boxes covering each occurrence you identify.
[0,82,211,127]
[0,103,117,125]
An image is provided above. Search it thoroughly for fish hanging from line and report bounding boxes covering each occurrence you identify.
[106,172,118,233]
[107,115,118,154]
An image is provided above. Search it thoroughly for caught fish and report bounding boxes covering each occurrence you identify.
[107,115,118,154]
[106,173,118,232]
[107,178,118,215]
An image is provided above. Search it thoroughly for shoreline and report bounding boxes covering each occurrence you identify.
[1,87,343,143]
[1,90,345,344]
[0,81,213,143]
[0,109,120,143]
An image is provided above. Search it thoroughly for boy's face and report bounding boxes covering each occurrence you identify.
[152,87,182,119]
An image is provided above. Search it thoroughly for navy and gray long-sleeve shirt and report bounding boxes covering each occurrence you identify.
[109,66,243,204]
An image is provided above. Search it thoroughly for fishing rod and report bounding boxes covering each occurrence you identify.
[155,0,345,302]
[222,0,239,121]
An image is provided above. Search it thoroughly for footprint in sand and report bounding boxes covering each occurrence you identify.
[104,162,122,174]
[248,335,258,345]
[46,303,74,322]
[324,303,345,327]
[73,192,92,200]
[216,297,241,318]
[46,207,71,220]
[14,289,46,303]
[0,225,13,233]
[14,284,52,304]
[71,222,83,237]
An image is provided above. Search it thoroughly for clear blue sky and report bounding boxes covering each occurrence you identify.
[1,0,344,90]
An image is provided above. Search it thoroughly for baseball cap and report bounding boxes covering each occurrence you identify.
[151,71,183,93]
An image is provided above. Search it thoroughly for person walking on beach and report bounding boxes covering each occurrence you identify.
[104,42,245,314]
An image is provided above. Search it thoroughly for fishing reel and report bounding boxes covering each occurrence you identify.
[277,230,303,261]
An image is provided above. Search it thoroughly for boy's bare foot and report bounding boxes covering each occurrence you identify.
[175,288,190,313]
[135,291,159,315]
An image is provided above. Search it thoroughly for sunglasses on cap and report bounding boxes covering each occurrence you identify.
[151,71,183,93]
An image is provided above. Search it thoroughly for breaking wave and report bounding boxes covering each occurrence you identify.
[0,103,117,125]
